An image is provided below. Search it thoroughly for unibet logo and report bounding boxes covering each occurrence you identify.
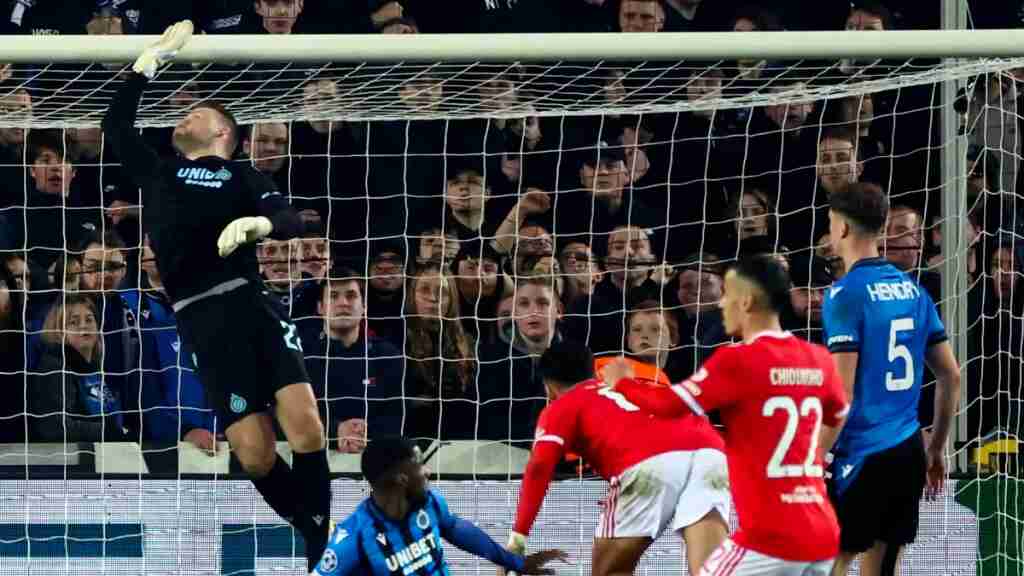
[177,167,233,189]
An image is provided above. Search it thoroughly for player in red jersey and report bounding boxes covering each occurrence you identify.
[504,340,730,576]
[610,256,849,576]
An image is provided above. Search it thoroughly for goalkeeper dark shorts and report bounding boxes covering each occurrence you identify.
[829,431,927,554]
[176,281,310,428]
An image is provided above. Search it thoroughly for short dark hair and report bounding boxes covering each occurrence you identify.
[361,437,418,486]
[830,182,889,234]
[850,0,894,29]
[539,340,594,388]
[27,129,74,163]
[78,229,126,253]
[320,266,365,302]
[818,127,858,151]
[194,100,239,156]
[729,255,792,316]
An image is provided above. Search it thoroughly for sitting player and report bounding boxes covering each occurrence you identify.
[312,437,567,576]
[610,256,849,575]
[506,341,729,576]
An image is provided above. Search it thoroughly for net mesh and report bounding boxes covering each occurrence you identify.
[0,46,1018,575]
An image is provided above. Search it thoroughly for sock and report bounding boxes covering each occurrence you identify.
[292,449,332,572]
[251,455,299,528]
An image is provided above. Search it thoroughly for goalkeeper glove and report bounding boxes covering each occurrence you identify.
[217,216,273,258]
[133,20,193,79]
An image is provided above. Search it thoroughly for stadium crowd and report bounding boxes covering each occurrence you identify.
[0,0,1020,463]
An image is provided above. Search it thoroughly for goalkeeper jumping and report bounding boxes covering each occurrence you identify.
[102,21,332,570]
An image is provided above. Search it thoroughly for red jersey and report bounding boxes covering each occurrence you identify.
[617,331,848,562]
[513,378,723,536]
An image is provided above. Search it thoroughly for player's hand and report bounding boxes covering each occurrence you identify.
[925,445,946,500]
[337,419,367,454]
[516,189,551,216]
[600,357,634,389]
[519,549,569,575]
[184,428,217,455]
[133,20,193,79]
[217,216,274,258]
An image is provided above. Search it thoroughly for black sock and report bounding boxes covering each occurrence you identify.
[292,449,332,572]
[251,455,299,528]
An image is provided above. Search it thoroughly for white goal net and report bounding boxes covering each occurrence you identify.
[0,29,1017,575]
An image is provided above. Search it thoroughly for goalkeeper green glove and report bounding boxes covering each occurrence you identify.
[133,20,193,79]
[217,216,273,258]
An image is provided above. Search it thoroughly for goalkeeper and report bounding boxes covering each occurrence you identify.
[102,21,332,571]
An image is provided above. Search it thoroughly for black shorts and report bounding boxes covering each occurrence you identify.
[176,283,310,428]
[830,431,927,554]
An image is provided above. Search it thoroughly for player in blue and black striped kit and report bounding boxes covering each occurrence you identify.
[312,437,567,576]
[821,183,962,576]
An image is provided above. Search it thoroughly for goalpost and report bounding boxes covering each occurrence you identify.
[0,19,1019,575]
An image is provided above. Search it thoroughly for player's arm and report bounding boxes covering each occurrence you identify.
[818,351,853,455]
[615,349,737,418]
[821,283,863,451]
[509,404,573,553]
[819,352,857,454]
[101,21,192,184]
[925,340,961,455]
[433,491,528,572]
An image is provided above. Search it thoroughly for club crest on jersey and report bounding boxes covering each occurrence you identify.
[229,393,247,413]
[177,167,233,189]
[320,549,338,572]
[416,509,430,530]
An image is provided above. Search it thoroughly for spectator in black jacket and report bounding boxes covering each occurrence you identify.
[305,268,404,454]
[0,263,27,442]
[479,274,562,445]
[0,130,101,271]
[29,294,131,442]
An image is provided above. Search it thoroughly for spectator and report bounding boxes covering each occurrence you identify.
[415,225,460,267]
[243,122,289,189]
[404,262,477,441]
[511,223,555,276]
[558,240,602,310]
[0,86,31,209]
[783,253,831,344]
[968,241,1024,436]
[661,0,727,31]
[520,253,567,306]
[304,268,404,453]
[0,130,100,270]
[29,294,131,442]
[816,232,846,279]
[365,239,407,350]
[555,141,659,250]
[738,235,790,272]
[728,6,783,81]
[0,262,27,442]
[299,231,329,282]
[625,299,676,373]
[442,157,502,243]
[479,275,562,444]
[254,0,304,34]
[565,225,660,355]
[839,1,892,75]
[70,126,139,248]
[259,238,318,320]
[723,186,776,248]
[618,0,665,32]
[48,253,82,293]
[968,72,1019,197]
[780,128,862,250]
[668,252,725,377]
[882,204,941,300]
[451,240,508,346]
[121,235,217,450]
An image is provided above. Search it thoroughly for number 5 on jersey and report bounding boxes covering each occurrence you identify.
[763,396,823,478]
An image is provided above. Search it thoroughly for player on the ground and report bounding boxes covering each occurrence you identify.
[506,340,730,576]
[312,437,567,575]
[610,256,849,575]
[102,22,332,570]
[822,183,961,576]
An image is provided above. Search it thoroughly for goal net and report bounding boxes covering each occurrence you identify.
[0,30,1015,574]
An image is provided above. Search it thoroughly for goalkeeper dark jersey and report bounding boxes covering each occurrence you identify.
[102,72,303,310]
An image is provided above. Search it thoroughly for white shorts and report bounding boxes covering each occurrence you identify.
[700,539,835,576]
[596,449,730,539]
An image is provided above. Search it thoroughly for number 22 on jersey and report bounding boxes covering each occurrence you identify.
[762,396,823,478]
